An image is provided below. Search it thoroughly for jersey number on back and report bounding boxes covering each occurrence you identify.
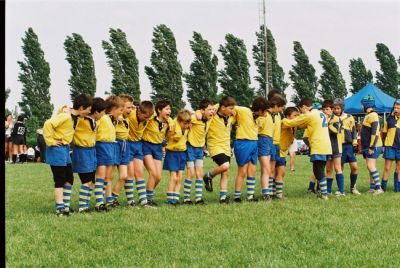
[319,113,328,128]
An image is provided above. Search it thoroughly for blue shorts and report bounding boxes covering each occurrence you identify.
[383,147,400,161]
[341,143,357,164]
[96,141,117,166]
[128,141,144,161]
[310,154,328,162]
[327,153,342,161]
[276,156,287,167]
[362,147,382,159]
[72,146,96,173]
[187,143,204,161]
[46,145,71,166]
[271,144,280,161]
[115,139,131,165]
[234,140,258,167]
[142,141,163,161]
[258,135,273,157]
[163,150,187,171]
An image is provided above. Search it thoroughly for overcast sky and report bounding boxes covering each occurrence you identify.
[5,0,400,114]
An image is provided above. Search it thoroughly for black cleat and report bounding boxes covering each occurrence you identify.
[262,194,272,202]
[95,204,108,212]
[127,201,138,208]
[219,196,230,204]
[183,200,193,205]
[56,209,67,217]
[233,197,242,203]
[147,200,158,207]
[112,200,120,207]
[195,199,206,205]
[247,195,258,202]
[78,207,90,214]
[203,173,213,192]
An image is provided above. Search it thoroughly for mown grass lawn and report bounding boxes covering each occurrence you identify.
[6,155,400,267]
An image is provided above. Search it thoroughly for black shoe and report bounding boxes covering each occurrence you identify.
[95,204,108,212]
[56,209,67,217]
[219,197,230,204]
[203,173,213,192]
[247,195,258,202]
[147,200,158,207]
[307,188,316,194]
[78,207,90,214]
[141,202,158,209]
[183,200,193,205]
[62,210,70,217]
[112,200,120,207]
[65,207,75,213]
[127,201,138,208]
[233,197,242,203]
[195,199,205,205]
[262,194,272,201]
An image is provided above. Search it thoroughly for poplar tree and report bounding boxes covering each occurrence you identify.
[375,43,400,98]
[348,58,373,94]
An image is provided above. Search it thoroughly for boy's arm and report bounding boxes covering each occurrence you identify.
[381,121,388,145]
[282,114,310,128]
[369,113,380,148]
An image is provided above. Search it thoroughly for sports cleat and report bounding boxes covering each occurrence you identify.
[350,188,361,195]
[78,207,90,214]
[141,203,158,209]
[112,200,120,207]
[247,195,258,202]
[56,209,66,217]
[307,189,316,194]
[262,194,272,202]
[275,193,283,199]
[233,197,242,203]
[183,200,193,205]
[147,200,158,207]
[127,201,138,208]
[195,199,205,205]
[318,194,328,200]
[373,188,384,195]
[219,197,230,204]
[203,173,213,192]
[95,204,108,212]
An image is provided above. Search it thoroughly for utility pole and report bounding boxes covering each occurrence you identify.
[263,0,269,96]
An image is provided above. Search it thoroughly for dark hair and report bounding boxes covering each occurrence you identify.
[90,97,107,114]
[119,94,134,103]
[268,95,286,108]
[251,96,269,112]
[155,100,172,115]
[219,96,236,107]
[17,115,25,122]
[73,94,93,110]
[299,98,313,108]
[322,100,334,109]
[138,100,154,115]
[267,89,282,100]
[198,99,214,110]
[105,95,124,113]
[284,107,299,117]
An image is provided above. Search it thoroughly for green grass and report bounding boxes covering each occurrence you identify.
[6,156,400,267]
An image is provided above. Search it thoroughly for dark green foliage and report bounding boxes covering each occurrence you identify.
[289,41,318,105]
[218,34,254,106]
[252,26,288,97]
[375,43,400,98]
[102,28,140,100]
[349,58,373,94]
[184,32,218,110]
[145,24,185,116]
[5,87,11,103]
[64,33,97,101]
[318,49,347,100]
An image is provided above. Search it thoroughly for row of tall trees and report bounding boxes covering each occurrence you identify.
[15,26,400,144]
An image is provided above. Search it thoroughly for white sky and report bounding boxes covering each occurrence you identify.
[5,0,400,114]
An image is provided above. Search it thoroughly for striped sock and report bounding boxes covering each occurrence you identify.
[136,179,147,205]
[370,182,376,191]
[327,178,333,194]
[370,170,381,187]
[308,181,316,191]
[112,192,119,200]
[167,192,174,204]
[276,181,284,196]
[220,189,228,200]
[124,179,135,203]
[63,185,72,211]
[336,173,345,194]
[350,173,358,189]
[146,189,154,201]
[79,185,92,209]
[195,179,203,201]
[55,202,65,212]
[234,190,241,199]
[246,177,256,198]
[183,179,192,201]
[394,172,399,192]
[106,195,114,205]
[174,193,180,204]
[381,179,388,192]
[103,181,107,195]
[262,188,270,196]
[94,178,105,206]
[269,177,274,194]
[272,178,276,196]
[318,178,327,196]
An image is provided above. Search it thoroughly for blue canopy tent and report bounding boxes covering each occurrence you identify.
[344,83,397,115]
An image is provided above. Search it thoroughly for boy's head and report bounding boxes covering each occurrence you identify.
[155,100,172,120]
[89,97,107,120]
[268,95,286,114]
[393,99,400,116]
[119,94,134,117]
[251,96,269,115]
[284,107,299,120]
[73,94,93,117]
[332,98,344,116]
[176,109,192,130]
[17,115,25,122]
[218,96,236,116]
[137,100,154,122]
[298,98,313,114]
[105,95,124,118]
[361,95,375,112]
[322,100,333,116]
[199,99,214,120]
[267,89,282,100]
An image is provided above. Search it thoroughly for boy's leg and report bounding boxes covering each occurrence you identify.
[144,155,157,204]
[219,169,230,203]
[63,164,74,213]
[78,172,94,212]
[51,166,67,216]
[395,160,400,192]
[366,158,383,194]
[325,160,333,194]
[349,162,360,195]
[94,166,107,211]
[194,160,205,204]
[275,165,285,199]
[184,162,195,203]
[234,164,248,202]
[167,171,177,205]
[133,158,149,206]
[313,160,328,199]
[174,171,183,204]
[381,159,392,192]
[259,156,271,199]
[246,162,257,201]
[333,157,345,196]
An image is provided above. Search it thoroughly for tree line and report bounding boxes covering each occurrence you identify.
[8,26,400,146]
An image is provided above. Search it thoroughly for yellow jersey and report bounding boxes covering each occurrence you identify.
[188,112,210,147]
[115,116,129,141]
[127,109,149,142]
[73,116,96,147]
[382,114,400,148]
[207,112,236,157]
[234,106,258,141]
[282,109,332,155]
[96,114,116,142]
[360,111,382,148]
[256,111,274,137]
[166,119,189,151]
[280,125,296,157]
[142,114,171,144]
[43,113,75,146]
[328,114,344,154]
[273,114,282,145]
[338,113,358,146]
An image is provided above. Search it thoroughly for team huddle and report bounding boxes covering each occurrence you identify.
[42,90,400,216]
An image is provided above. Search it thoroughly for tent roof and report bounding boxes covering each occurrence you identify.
[344,83,397,114]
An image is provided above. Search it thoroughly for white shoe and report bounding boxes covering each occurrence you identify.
[373,189,384,195]
[350,188,361,195]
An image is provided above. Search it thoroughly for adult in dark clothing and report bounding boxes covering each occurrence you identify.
[11,115,27,163]
[36,128,46,163]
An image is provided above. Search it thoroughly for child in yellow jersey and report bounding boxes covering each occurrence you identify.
[111,94,135,207]
[282,99,332,200]
[43,94,92,216]
[94,96,124,212]
[322,100,345,197]
[72,98,107,213]
[164,110,192,205]
[125,100,155,207]
[203,96,236,203]
[360,95,384,195]
[274,107,299,199]
[184,100,214,205]
[143,100,173,207]
[381,100,400,192]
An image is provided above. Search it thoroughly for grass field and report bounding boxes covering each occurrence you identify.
[6,155,400,267]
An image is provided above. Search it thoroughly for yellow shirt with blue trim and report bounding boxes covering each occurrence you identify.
[360,111,382,148]
[273,114,282,145]
[256,111,274,137]
[127,109,149,142]
[382,114,400,148]
[328,114,344,154]
[188,112,210,147]
[73,116,97,147]
[207,112,236,157]
[96,114,116,142]
[43,113,74,146]
[234,106,258,140]
[280,125,296,157]
[115,116,129,141]
[166,119,189,151]
[282,109,332,155]
[142,114,171,144]
[339,113,358,146]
